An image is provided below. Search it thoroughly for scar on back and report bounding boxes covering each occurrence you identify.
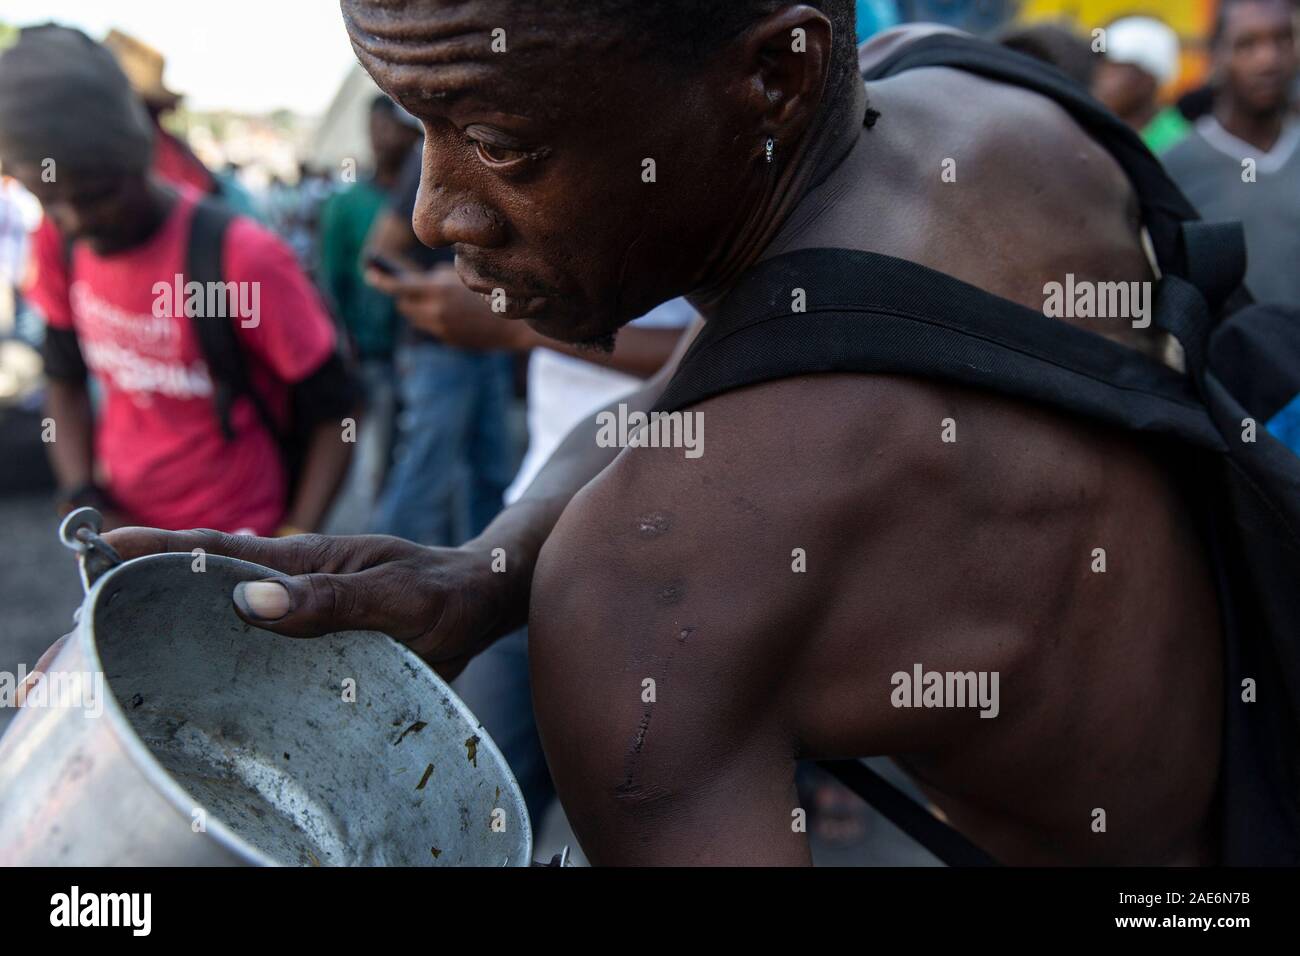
[635,511,672,538]
[656,580,686,606]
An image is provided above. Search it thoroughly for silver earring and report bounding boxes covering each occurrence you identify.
[765,137,774,163]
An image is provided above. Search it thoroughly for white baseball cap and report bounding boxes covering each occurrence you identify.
[1104,16,1182,87]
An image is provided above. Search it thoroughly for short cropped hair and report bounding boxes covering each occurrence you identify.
[586,1,860,118]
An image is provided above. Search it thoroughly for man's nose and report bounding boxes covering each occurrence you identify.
[411,144,507,250]
[413,186,507,250]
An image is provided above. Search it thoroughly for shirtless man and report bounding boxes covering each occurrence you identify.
[105,2,1222,865]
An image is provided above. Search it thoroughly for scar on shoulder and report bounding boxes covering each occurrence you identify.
[635,511,672,538]
[656,580,686,606]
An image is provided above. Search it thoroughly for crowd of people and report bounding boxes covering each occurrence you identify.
[4,0,1300,864]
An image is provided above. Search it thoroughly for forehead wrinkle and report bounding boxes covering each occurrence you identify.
[343,0,557,65]
[354,52,564,123]
[357,52,561,122]
[355,48,495,100]
[345,1,651,124]
[342,0,484,42]
[349,29,495,67]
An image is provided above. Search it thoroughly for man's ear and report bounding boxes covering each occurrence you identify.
[736,4,835,140]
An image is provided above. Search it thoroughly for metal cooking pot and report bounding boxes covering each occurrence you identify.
[0,509,533,866]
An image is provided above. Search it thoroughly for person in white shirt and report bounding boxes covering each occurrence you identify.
[0,174,40,332]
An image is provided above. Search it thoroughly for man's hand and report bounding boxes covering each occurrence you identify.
[96,509,135,533]
[101,528,520,680]
[366,263,534,351]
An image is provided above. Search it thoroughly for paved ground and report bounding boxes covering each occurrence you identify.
[0,493,83,737]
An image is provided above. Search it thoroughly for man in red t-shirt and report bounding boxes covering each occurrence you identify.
[0,26,358,535]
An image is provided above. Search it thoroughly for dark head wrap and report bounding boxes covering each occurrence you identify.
[0,24,153,175]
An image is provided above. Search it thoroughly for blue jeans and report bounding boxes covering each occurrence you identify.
[324,359,396,535]
[371,341,514,546]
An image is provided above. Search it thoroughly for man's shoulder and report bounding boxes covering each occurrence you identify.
[868,65,1140,275]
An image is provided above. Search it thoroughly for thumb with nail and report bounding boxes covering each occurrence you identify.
[233,580,292,623]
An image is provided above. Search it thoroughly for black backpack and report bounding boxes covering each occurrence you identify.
[653,35,1300,866]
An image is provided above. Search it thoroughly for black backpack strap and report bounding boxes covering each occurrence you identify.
[656,249,1223,454]
[1143,221,1249,383]
[1180,220,1247,312]
[819,759,999,866]
[184,198,278,442]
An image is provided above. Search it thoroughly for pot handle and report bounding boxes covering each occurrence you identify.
[59,507,124,594]
[530,845,574,867]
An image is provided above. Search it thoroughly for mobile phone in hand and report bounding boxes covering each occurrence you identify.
[366,253,409,278]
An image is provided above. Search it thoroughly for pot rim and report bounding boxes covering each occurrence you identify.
[75,551,533,866]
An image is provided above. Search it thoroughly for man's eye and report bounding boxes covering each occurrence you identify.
[471,138,530,166]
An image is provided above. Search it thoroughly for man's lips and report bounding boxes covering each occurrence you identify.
[457,263,560,316]
[460,278,553,317]
[461,277,547,297]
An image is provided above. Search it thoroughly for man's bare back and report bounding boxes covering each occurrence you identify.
[529,64,1222,865]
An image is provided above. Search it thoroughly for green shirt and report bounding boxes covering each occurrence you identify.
[317,179,399,359]
[1143,106,1192,156]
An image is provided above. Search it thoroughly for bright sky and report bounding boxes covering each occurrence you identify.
[0,0,361,115]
